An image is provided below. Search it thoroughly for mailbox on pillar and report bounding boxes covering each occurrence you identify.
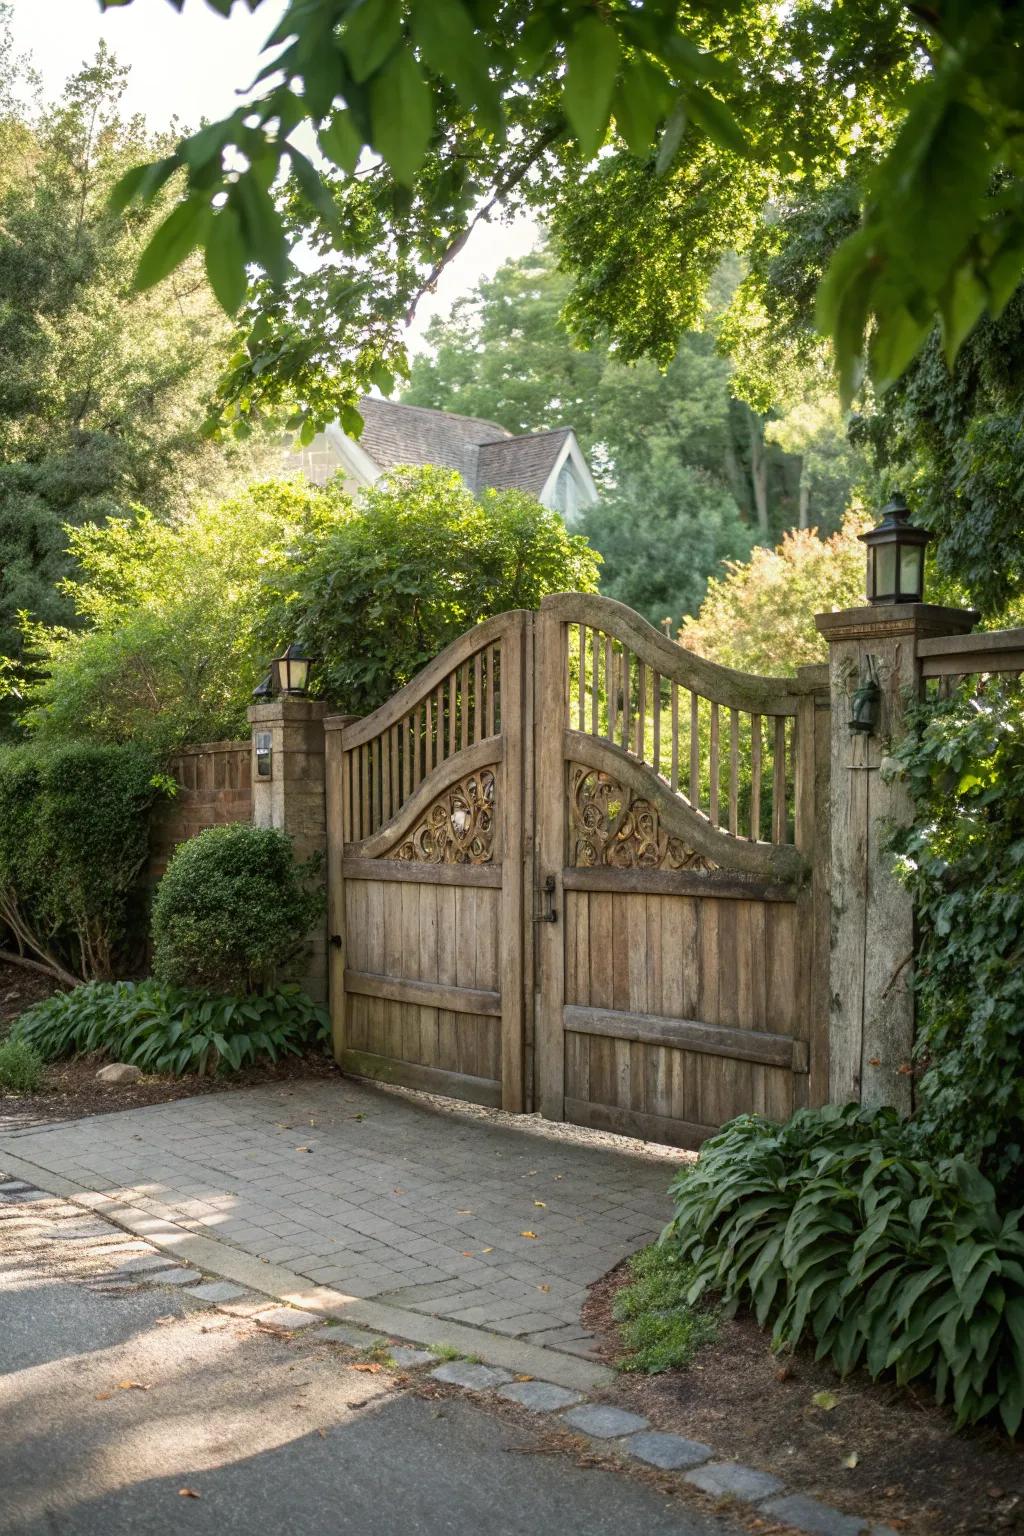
[859,492,931,605]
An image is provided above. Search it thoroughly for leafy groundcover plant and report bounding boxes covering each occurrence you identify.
[0,1037,45,1094]
[664,1104,1024,1436]
[612,1244,718,1373]
[12,980,328,1077]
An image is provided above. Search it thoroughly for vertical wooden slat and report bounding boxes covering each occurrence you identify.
[487,646,497,738]
[380,730,392,824]
[460,662,470,752]
[653,672,661,778]
[447,670,458,757]
[591,628,600,735]
[578,624,586,731]
[606,635,616,742]
[690,692,699,807]
[325,724,346,1063]
[499,611,528,1113]
[621,648,631,752]
[425,692,434,775]
[670,684,679,793]
[636,660,646,761]
[363,737,373,835]
[709,703,720,826]
[474,649,483,744]
[390,723,400,815]
[751,713,762,841]
[773,715,787,843]
[435,682,444,763]
[411,708,422,791]
[535,608,565,1120]
[729,708,739,835]
[342,750,351,843]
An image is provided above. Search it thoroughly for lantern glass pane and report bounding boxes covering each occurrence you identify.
[875,544,897,598]
[899,545,922,600]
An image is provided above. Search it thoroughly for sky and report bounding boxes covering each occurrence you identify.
[7,0,538,350]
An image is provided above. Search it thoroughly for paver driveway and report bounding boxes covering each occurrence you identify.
[0,1077,679,1355]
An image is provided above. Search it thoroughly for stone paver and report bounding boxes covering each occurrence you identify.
[389,1346,437,1368]
[760,1495,872,1535]
[430,1361,513,1391]
[151,1267,203,1286]
[684,1462,785,1503]
[496,1380,582,1412]
[561,1404,649,1439]
[187,1281,249,1303]
[305,1324,387,1348]
[624,1432,713,1471]
[112,1252,178,1275]
[0,1077,676,1351]
[254,1307,322,1331]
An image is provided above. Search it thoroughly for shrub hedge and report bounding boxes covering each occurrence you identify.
[664,1105,1024,1436]
[151,824,324,994]
[0,741,162,983]
[13,980,328,1076]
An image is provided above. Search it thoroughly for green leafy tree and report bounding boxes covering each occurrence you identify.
[98,0,1020,423]
[0,21,269,689]
[275,465,600,713]
[17,480,346,753]
[680,514,871,676]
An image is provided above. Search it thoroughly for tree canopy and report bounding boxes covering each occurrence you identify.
[99,0,1024,436]
[0,18,269,690]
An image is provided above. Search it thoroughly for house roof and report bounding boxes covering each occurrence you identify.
[356,398,510,479]
[475,428,575,498]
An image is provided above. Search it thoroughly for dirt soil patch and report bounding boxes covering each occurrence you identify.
[584,1261,1024,1536]
[0,959,338,1131]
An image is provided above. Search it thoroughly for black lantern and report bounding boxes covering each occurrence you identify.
[849,655,881,736]
[859,491,931,605]
[275,642,311,695]
[252,671,274,701]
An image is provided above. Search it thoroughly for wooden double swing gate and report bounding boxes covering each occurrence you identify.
[325,593,830,1148]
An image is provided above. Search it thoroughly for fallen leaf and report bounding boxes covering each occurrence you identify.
[553,1174,563,1180]
[94,1392,112,1401]
[462,1251,474,1257]
[533,1201,546,1208]
[317,1428,327,1439]
[482,1247,493,1254]
[117,1380,150,1391]
[843,1451,859,1469]
[520,1231,538,1239]
[775,1364,792,1382]
[457,1208,474,1215]
[537,1284,550,1293]
[353,1362,382,1374]
[515,1374,534,1382]
[295,1145,313,1153]
[178,1488,202,1499]
[392,1188,406,1196]
[812,1390,839,1412]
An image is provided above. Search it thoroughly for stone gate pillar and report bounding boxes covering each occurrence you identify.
[814,603,975,1113]
[247,696,329,1003]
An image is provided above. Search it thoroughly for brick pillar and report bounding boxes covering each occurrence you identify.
[814,603,975,1113]
[247,696,329,1003]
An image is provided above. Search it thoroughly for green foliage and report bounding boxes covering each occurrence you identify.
[280,465,599,714]
[889,682,1024,1196]
[612,1244,718,1374]
[152,825,324,995]
[680,513,870,675]
[665,1105,1024,1437]
[0,1036,45,1094]
[0,741,161,983]
[17,479,347,753]
[12,979,327,1077]
[0,23,268,693]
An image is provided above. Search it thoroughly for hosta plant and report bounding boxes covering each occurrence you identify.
[664,1104,1024,1436]
[12,980,328,1077]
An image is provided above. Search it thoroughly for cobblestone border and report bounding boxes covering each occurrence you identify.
[2,1171,897,1536]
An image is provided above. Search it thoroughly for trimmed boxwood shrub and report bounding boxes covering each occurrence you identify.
[663,1105,1024,1437]
[151,823,324,993]
[13,979,327,1076]
[0,741,162,983]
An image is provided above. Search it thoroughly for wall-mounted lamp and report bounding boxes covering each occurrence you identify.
[254,729,273,779]
[849,655,881,737]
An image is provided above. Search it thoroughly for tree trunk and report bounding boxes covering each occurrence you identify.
[798,465,811,530]
[749,412,770,536]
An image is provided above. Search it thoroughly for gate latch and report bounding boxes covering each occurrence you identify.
[535,874,558,924]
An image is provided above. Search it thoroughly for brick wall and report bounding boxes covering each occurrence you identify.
[147,739,253,882]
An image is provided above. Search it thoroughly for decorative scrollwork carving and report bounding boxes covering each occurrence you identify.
[391,769,496,864]
[568,764,717,872]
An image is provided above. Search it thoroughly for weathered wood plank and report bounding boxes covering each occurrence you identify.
[341,1048,501,1107]
[342,859,502,887]
[563,1095,717,1150]
[535,607,567,1119]
[344,968,501,1017]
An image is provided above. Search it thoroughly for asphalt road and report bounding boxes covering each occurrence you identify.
[0,1219,740,1536]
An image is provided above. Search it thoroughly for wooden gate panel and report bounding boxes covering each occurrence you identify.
[326,612,529,1111]
[535,593,828,1149]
